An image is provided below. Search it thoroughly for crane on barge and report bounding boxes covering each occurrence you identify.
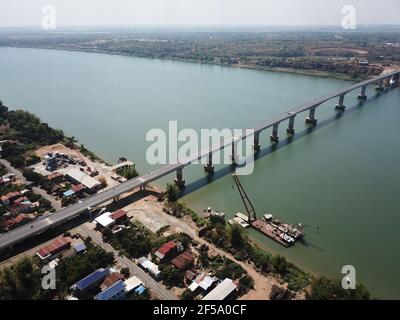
[232,174,305,247]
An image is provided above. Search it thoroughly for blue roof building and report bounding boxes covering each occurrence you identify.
[134,285,146,295]
[71,268,109,291]
[95,280,126,301]
[72,243,87,253]
[63,189,75,198]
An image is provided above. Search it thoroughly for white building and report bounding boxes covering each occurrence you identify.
[95,212,114,228]
[202,278,238,300]
[66,168,101,192]
[124,276,143,293]
[137,257,161,279]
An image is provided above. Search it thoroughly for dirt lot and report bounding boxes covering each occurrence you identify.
[34,143,121,189]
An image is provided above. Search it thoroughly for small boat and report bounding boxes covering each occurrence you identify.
[228,217,249,228]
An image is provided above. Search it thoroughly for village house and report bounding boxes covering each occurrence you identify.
[70,268,110,293]
[171,251,194,270]
[66,168,101,193]
[137,257,161,279]
[36,237,73,260]
[154,240,179,261]
[1,191,22,205]
[3,213,35,230]
[100,272,125,291]
[202,278,238,300]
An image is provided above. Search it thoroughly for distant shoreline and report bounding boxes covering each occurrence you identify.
[0,45,363,82]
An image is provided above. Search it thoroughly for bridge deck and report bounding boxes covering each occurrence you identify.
[0,70,399,251]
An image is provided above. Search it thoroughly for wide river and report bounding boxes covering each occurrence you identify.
[0,47,399,298]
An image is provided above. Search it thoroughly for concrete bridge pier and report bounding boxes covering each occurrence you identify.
[305,107,317,125]
[204,152,214,174]
[358,86,367,100]
[231,137,240,164]
[335,94,346,110]
[393,73,400,87]
[253,132,261,152]
[270,123,279,142]
[375,79,384,91]
[174,168,185,189]
[287,115,296,135]
[385,76,392,88]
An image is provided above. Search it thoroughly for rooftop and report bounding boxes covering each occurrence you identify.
[71,184,86,193]
[95,212,114,228]
[110,209,127,221]
[202,278,237,300]
[66,168,101,189]
[171,251,194,270]
[71,268,110,291]
[36,237,72,260]
[95,280,126,301]
[124,276,143,293]
[101,272,124,291]
[155,240,177,260]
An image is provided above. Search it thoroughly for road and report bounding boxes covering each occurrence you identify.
[0,158,61,210]
[0,159,28,183]
[73,224,177,300]
[0,70,399,251]
[148,202,282,300]
[31,187,62,211]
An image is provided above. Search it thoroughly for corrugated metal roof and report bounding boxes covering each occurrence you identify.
[72,243,87,253]
[66,168,101,189]
[71,268,110,291]
[124,276,143,292]
[95,280,126,301]
[134,285,146,295]
[202,278,237,300]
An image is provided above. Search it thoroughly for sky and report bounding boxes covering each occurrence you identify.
[0,0,399,28]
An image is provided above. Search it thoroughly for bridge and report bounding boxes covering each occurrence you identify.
[0,70,399,252]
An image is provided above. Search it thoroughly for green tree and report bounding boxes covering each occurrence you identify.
[120,267,130,278]
[307,277,371,300]
[161,265,184,288]
[228,223,245,248]
[165,183,179,203]
[272,255,289,276]
[180,288,197,300]
[238,275,255,294]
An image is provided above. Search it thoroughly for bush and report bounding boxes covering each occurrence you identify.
[238,275,255,294]
[180,288,197,300]
[307,277,371,300]
[22,169,44,184]
[215,260,246,280]
[160,265,184,288]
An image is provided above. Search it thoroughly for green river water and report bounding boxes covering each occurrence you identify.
[0,47,399,298]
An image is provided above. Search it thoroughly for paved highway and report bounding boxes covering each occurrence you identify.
[0,70,399,252]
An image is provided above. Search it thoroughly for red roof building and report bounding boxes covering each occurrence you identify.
[171,251,194,270]
[155,241,178,260]
[71,184,86,193]
[110,209,127,222]
[36,237,72,260]
[3,214,34,230]
[13,196,29,204]
[100,272,124,291]
[47,172,64,182]
[1,191,22,205]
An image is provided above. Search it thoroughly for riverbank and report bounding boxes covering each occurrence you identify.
[0,45,372,82]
